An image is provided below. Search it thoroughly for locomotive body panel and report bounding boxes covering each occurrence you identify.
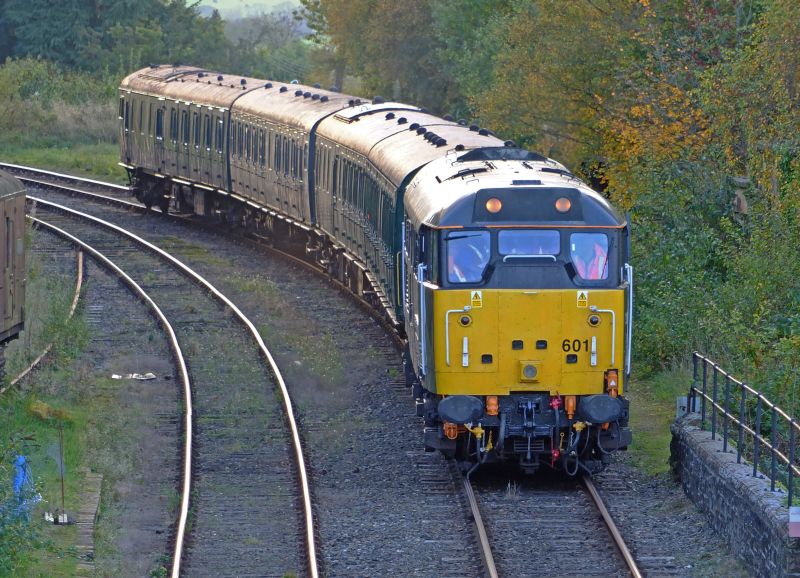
[431,288,625,396]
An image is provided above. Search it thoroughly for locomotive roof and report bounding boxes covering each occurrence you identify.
[121,65,266,108]
[234,85,352,130]
[317,108,506,186]
[404,152,625,229]
[0,170,25,199]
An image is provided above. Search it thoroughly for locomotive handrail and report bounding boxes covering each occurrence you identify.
[445,306,471,366]
[687,352,800,506]
[416,263,428,376]
[589,306,615,365]
[623,263,633,376]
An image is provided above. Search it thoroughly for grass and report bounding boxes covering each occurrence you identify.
[0,142,126,184]
[626,366,692,475]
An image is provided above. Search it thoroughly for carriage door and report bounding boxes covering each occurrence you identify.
[154,100,165,172]
[407,224,429,376]
[120,94,132,164]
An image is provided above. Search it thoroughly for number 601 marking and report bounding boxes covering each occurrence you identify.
[562,338,589,352]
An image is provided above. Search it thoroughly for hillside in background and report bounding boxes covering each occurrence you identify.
[198,0,298,18]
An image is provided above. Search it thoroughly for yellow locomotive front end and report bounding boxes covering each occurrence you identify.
[404,156,633,474]
[430,283,630,473]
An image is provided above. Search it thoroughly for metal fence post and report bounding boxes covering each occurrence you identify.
[737,385,745,464]
[770,407,777,491]
[711,368,718,440]
[701,358,708,429]
[790,421,796,507]
[754,394,762,478]
[723,375,730,453]
[690,353,698,413]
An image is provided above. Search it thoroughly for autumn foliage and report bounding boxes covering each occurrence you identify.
[302,0,800,406]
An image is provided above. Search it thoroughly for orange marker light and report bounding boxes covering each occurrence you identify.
[565,395,576,420]
[555,197,571,213]
[485,198,502,213]
[606,369,619,397]
[485,396,499,416]
[443,422,459,440]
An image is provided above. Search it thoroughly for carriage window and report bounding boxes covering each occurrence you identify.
[259,130,266,166]
[156,109,164,140]
[446,231,490,283]
[118,97,124,120]
[138,101,143,132]
[237,122,243,158]
[182,110,189,145]
[170,109,178,142]
[570,233,608,280]
[193,112,200,148]
[204,114,212,150]
[499,230,560,256]
[245,126,251,161]
[124,101,130,131]
[215,117,223,153]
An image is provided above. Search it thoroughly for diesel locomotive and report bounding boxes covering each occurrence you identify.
[119,65,632,474]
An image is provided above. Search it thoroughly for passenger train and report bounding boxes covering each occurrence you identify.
[119,65,632,474]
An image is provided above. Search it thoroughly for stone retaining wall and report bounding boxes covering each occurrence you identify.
[671,414,800,577]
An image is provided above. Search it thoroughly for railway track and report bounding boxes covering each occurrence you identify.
[28,197,318,577]
[8,164,746,576]
[20,168,487,576]
[466,471,643,578]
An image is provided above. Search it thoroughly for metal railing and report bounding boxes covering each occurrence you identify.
[688,352,800,506]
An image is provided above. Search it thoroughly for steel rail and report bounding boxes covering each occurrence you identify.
[30,196,320,578]
[28,215,193,578]
[582,475,642,578]
[0,162,129,192]
[463,478,499,578]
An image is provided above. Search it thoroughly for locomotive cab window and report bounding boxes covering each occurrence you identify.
[570,232,609,280]
[446,231,490,284]
[499,230,559,258]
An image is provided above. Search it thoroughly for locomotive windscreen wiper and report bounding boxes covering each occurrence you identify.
[502,254,557,262]
[445,233,485,241]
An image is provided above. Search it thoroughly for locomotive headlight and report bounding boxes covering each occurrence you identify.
[485,197,502,213]
[555,197,571,212]
[523,364,537,379]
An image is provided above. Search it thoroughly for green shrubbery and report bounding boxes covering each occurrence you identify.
[0,58,117,148]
